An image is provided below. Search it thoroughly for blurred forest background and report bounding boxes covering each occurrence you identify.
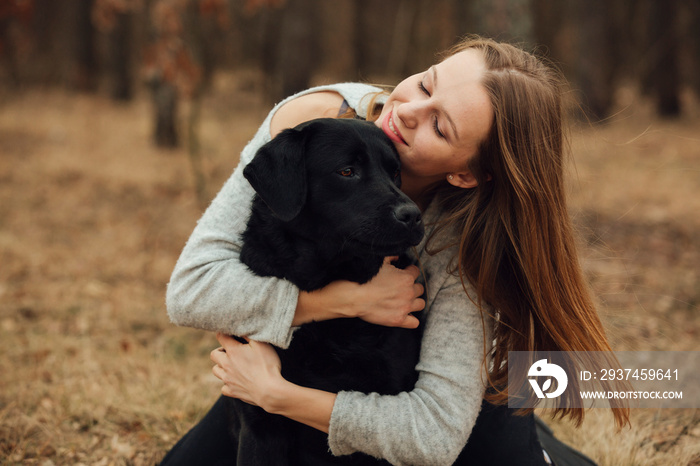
[1,0,699,465]
[2,0,700,134]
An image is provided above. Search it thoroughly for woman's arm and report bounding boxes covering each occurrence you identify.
[166,91,346,345]
[165,161,300,347]
[166,170,422,344]
[327,276,489,465]
[293,256,423,328]
[167,88,422,347]
[269,91,344,137]
[212,268,490,466]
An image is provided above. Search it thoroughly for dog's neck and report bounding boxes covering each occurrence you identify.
[240,200,385,292]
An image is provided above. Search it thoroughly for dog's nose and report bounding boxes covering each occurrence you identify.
[393,204,422,229]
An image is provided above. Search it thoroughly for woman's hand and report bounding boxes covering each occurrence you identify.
[211,333,285,409]
[295,256,425,329]
[211,333,337,433]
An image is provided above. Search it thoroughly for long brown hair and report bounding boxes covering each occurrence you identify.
[354,37,629,427]
[425,37,630,428]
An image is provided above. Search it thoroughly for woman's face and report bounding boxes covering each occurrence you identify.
[376,49,493,190]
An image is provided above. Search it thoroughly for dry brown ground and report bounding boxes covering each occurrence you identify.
[0,77,698,465]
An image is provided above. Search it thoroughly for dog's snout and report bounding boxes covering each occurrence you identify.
[393,204,422,229]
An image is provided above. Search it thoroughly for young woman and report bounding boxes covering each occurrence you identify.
[163,36,629,465]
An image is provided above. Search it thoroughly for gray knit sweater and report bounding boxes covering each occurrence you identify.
[166,83,491,466]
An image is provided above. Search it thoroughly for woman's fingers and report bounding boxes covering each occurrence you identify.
[210,334,247,367]
[216,332,249,348]
[210,346,228,365]
[412,299,426,314]
[221,385,235,398]
[398,313,420,329]
[413,282,425,298]
[212,363,225,381]
[404,264,421,280]
[383,255,399,265]
[210,335,283,408]
[341,258,426,328]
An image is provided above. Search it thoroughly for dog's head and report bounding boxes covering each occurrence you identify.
[243,118,424,256]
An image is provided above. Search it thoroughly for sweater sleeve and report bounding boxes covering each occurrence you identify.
[166,82,385,348]
[327,268,491,466]
[165,163,301,347]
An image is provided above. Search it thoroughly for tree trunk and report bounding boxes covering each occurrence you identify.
[269,0,317,101]
[258,5,283,102]
[649,0,681,117]
[183,0,214,91]
[351,0,371,77]
[572,0,616,121]
[153,82,178,148]
[385,0,419,77]
[110,9,133,101]
[75,0,98,91]
[689,2,700,96]
[531,0,564,62]
[452,0,475,40]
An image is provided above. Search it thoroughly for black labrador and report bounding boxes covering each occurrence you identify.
[227,118,425,465]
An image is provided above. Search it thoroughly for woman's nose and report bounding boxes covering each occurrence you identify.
[396,101,425,130]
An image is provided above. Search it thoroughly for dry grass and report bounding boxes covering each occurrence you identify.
[0,77,698,465]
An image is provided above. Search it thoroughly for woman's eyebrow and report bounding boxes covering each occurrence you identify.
[431,66,460,141]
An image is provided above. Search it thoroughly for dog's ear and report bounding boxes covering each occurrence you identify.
[243,126,309,222]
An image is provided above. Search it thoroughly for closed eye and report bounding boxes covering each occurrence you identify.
[432,119,445,138]
[418,80,445,139]
[418,80,429,96]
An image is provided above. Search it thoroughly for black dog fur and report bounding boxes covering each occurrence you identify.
[226,118,425,465]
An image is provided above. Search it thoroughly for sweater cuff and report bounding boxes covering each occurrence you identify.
[265,280,301,349]
[327,391,356,456]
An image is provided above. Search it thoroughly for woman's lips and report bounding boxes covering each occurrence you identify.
[382,111,407,145]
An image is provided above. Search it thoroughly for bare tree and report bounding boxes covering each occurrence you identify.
[531,0,565,63]
[266,0,316,101]
[385,0,420,77]
[75,0,98,91]
[689,2,700,96]
[111,8,135,100]
[571,0,617,121]
[0,0,35,86]
[648,0,681,116]
[451,0,475,40]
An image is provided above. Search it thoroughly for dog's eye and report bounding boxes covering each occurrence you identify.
[338,168,354,177]
[393,170,400,180]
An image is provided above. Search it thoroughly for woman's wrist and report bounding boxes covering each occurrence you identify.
[294,281,360,326]
[258,376,293,414]
[261,378,336,434]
